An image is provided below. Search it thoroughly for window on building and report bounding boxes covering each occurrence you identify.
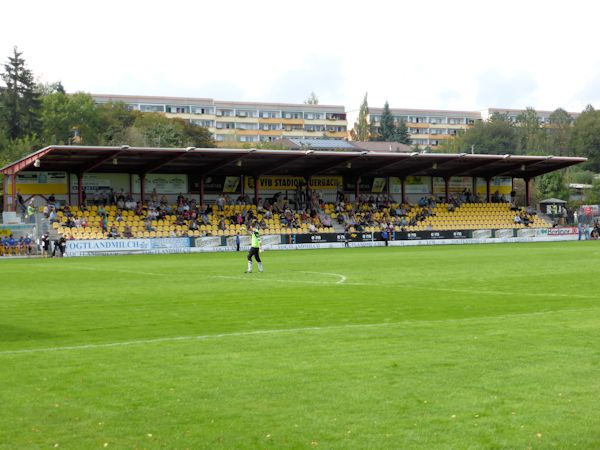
[238,135,259,142]
[191,120,215,128]
[140,104,165,113]
[282,111,302,119]
[192,106,214,115]
[236,122,259,130]
[216,109,234,117]
[326,113,346,120]
[165,105,190,114]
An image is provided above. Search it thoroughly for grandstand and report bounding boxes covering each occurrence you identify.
[1,145,585,245]
[46,197,549,241]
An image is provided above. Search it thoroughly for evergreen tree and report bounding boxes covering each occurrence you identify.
[304,92,319,105]
[393,119,411,144]
[379,101,395,141]
[0,47,42,139]
[352,92,370,141]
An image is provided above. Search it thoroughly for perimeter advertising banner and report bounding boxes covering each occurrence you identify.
[66,237,191,256]
[11,171,68,195]
[245,176,342,191]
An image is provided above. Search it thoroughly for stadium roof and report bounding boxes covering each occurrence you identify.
[0,145,587,180]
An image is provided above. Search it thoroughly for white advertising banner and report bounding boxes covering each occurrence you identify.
[66,237,190,255]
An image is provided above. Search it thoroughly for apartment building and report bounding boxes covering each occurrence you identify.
[369,107,580,148]
[480,108,580,124]
[368,107,481,148]
[92,94,348,144]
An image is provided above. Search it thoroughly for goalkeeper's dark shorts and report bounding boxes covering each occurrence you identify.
[247,246,261,262]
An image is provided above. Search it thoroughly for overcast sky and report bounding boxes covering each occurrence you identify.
[2,0,599,117]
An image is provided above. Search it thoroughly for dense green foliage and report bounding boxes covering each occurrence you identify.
[2,243,600,448]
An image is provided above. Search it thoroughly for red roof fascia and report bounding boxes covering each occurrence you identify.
[0,147,55,175]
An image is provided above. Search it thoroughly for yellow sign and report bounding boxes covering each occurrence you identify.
[476,177,512,196]
[245,176,342,191]
[8,171,68,195]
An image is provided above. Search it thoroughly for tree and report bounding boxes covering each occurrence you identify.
[37,81,66,96]
[588,177,600,204]
[0,47,42,139]
[304,92,319,105]
[571,105,600,171]
[178,118,216,148]
[515,107,545,154]
[132,113,186,147]
[0,134,40,168]
[455,113,517,154]
[393,119,411,144]
[379,101,395,141]
[96,101,139,145]
[41,92,101,144]
[535,170,569,201]
[351,92,370,141]
[547,108,573,156]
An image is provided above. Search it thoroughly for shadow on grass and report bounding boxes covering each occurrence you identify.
[0,324,58,342]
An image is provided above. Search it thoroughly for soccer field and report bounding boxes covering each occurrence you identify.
[1,242,600,449]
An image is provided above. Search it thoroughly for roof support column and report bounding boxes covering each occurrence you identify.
[525,177,531,207]
[472,177,477,202]
[199,176,205,208]
[254,176,259,206]
[306,176,312,211]
[11,173,18,212]
[139,174,146,206]
[486,178,491,203]
[444,177,450,203]
[77,173,84,208]
[2,174,8,214]
[401,177,406,204]
[355,176,360,203]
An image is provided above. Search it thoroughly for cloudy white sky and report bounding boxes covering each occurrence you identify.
[2,0,600,116]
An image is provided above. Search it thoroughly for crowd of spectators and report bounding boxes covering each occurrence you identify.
[48,188,334,239]
[0,234,34,256]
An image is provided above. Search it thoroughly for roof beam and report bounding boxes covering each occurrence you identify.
[141,150,189,174]
[437,157,501,177]
[0,147,54,174]
[75,150,124,173]
[310,154,363,175]
[202,151,254,176]
[259,155,307,175]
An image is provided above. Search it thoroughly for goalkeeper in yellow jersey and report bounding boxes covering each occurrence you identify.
[245,228,263,273]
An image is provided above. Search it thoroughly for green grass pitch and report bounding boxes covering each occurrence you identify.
[1,242,600,449]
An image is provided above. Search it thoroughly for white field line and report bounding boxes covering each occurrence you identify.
[300,271,347,284]
[1,307,597,357]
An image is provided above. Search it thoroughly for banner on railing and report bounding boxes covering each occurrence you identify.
[66,237,190,255]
